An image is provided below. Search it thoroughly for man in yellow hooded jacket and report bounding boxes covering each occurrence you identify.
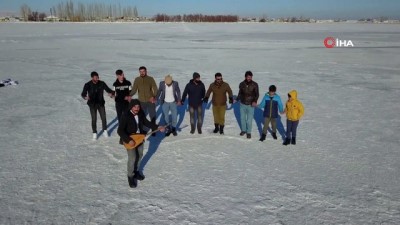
[283,90,304,145]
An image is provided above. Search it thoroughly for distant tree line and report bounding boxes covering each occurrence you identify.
[153,14,239,22]
[20,1,139,22]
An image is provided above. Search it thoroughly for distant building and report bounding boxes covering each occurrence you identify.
[44,16,59,22]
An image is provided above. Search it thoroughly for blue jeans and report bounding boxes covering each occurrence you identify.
[162,102,178,127]
[286,120,299,139]
[240,103,255,133]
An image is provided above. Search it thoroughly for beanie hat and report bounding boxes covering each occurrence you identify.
[193,72,200,79]
[128,99,141,109]
[165,74,173,85]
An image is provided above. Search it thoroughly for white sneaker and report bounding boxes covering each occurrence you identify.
[103,130,109,138]
[92,133,97,140]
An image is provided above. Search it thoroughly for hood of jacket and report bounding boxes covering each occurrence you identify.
[288,90,297,100]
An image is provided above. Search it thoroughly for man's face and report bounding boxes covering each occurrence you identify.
[245,75,252,82]
[117,73,124,81]
[92,75,99,83]
[215,76,222,83]
[139,69,147,77]
[131,105,140,114]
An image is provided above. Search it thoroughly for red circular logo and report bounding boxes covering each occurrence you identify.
[324,37,336,48]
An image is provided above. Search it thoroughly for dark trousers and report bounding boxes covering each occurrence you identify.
[89,104,107,133]
[140,101,156,121]
[286,120,299,139]
[116,102,129,122]
[189,105,203,128]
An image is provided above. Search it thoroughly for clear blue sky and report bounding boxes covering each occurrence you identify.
[1,0,399,19]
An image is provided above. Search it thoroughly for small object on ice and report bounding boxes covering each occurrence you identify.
[0,79,19,87]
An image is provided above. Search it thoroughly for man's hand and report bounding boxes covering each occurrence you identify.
[149,97,156,104]
[128,140,136,147]
[158,126,166,132]
[125,96,132,102]
[84,96,90,100]
[251,102,257,107]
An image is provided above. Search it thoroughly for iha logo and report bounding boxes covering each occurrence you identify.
[324,37,354,48]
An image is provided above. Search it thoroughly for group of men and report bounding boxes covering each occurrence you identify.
[81,66,304,187]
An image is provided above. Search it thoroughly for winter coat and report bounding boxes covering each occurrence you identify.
[181,79,206,107]
[284,90,304,121]
[130,75,158,103]
[113,78,132,104]
[237,80,259,105]
[117,109,158,144]
[81,80,113,106]
[259,93,284,118]
[205,81,233,106]
[156,81,181,104]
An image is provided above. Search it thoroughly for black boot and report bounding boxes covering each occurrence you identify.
[134,171,145,180]
[165,126,172,137]
[128,176,137,188]
[291,137,296,145]
[172,127,177,136]
[213,124,220,133]
[271,132,277,140]
[283,138,291,146]
[190,123,195,134]
[219,125,224,135]
[197,123,202,134]
[259,134,266,142]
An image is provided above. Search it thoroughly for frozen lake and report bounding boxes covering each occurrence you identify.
[0,22,400,224]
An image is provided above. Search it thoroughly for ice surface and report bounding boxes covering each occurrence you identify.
[0,22,400,224]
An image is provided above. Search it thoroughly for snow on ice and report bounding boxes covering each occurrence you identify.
[0,22,400,224]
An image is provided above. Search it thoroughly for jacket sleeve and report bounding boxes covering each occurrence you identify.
[205,84,213,98]
[117,114,133,143]
[277,96,284,113]
[151,77,158,97]
[201,83,206,99]
[181,84,189,102]
[130,78,138,96]
[236,82,243,101]
[258,94,267,109]
[156,81,163,101]
[175,82,181,102]
[298,101,305,119]
[227,84,233,98]
[81,83,89,99]
[284,101,289,114]
[103,81,114,94]
[254,83,260,103]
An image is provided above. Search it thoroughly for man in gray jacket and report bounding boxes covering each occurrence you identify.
[156,74,181,136]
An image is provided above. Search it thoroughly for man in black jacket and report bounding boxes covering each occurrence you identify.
[118,99,165,188]
[113,69,132,122]
[81,71,114,140]
[181,72,206,134]
[236,71,259,139]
